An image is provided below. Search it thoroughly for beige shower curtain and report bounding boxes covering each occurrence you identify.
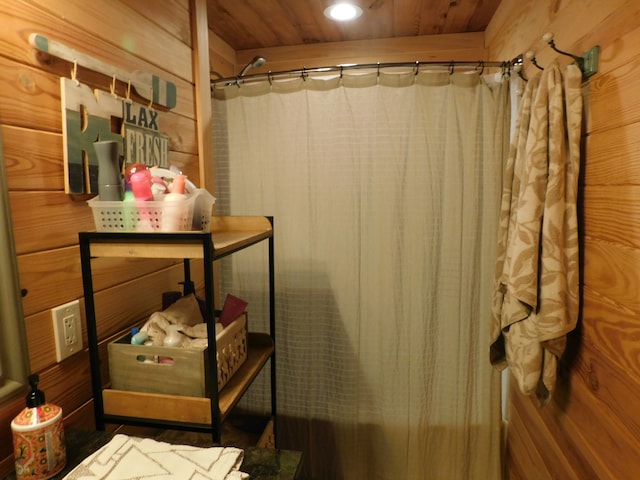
[490,62,582,404]
[213,70,510,479]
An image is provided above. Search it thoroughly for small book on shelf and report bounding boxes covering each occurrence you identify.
[219,294,248,328]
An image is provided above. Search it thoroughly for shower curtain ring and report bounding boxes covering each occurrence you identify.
[377,62,381,77]
[268,71,273,85]
[449,61,455,75]
[513,63,528,81]
[301,66,307,81]
[414,61,420,75]
[476,61,485,75]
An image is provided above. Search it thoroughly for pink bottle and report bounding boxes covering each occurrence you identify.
[129,170,153,201]
[129,170,155,231]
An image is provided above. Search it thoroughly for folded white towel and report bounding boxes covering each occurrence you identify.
[63,434,249,480]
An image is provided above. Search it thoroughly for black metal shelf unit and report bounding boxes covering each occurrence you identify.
[78,216,275,444]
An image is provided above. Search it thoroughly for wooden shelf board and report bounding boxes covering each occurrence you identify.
[102,333,274,426]
[89,241,206,258]
[209,216,272,233]
[85,215,272,259]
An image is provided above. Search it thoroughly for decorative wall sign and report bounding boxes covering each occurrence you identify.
[123,103,169,168]
[61,79,170,195]
[30,32,177,195]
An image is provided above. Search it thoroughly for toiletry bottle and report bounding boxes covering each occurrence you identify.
[130,170,153,201]
[129,170,155,231]
[162,174,188,231]
[131,327,149,345]
[11,374,66,480]
[151,176,169,200]
[163,325,183,347]
[94,140,124,201]
[124,163,148,189]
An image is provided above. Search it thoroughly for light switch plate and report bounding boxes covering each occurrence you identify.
[52,300,82,362]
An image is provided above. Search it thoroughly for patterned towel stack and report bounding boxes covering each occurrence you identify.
[63,434,248,480]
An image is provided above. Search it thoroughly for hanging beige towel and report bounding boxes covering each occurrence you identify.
[490,62,582,403]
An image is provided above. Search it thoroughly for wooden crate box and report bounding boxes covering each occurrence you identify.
[108,313,247,397]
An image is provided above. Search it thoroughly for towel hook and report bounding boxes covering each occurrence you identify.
[514,63,527,82]
[543,32,584,70]
[525,51,544,70]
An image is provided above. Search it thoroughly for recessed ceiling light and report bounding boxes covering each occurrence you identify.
[324,3,363,21]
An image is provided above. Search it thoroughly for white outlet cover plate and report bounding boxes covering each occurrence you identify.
[52,299,82,362]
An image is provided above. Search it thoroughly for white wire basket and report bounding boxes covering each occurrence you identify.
[88,168,216,233]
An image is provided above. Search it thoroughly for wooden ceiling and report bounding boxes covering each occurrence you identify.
[207,0,503,51]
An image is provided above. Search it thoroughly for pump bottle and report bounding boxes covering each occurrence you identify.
[11,374,66,480]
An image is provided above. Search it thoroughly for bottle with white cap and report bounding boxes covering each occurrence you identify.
[162,174,188,231]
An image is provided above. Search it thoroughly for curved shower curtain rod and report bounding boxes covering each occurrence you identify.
[211,34,599,90]
[210,58,520,89]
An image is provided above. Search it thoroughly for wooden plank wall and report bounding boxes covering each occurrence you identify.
[0,0,206,475]
[6,0,635,476]
[486,0,640,478]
